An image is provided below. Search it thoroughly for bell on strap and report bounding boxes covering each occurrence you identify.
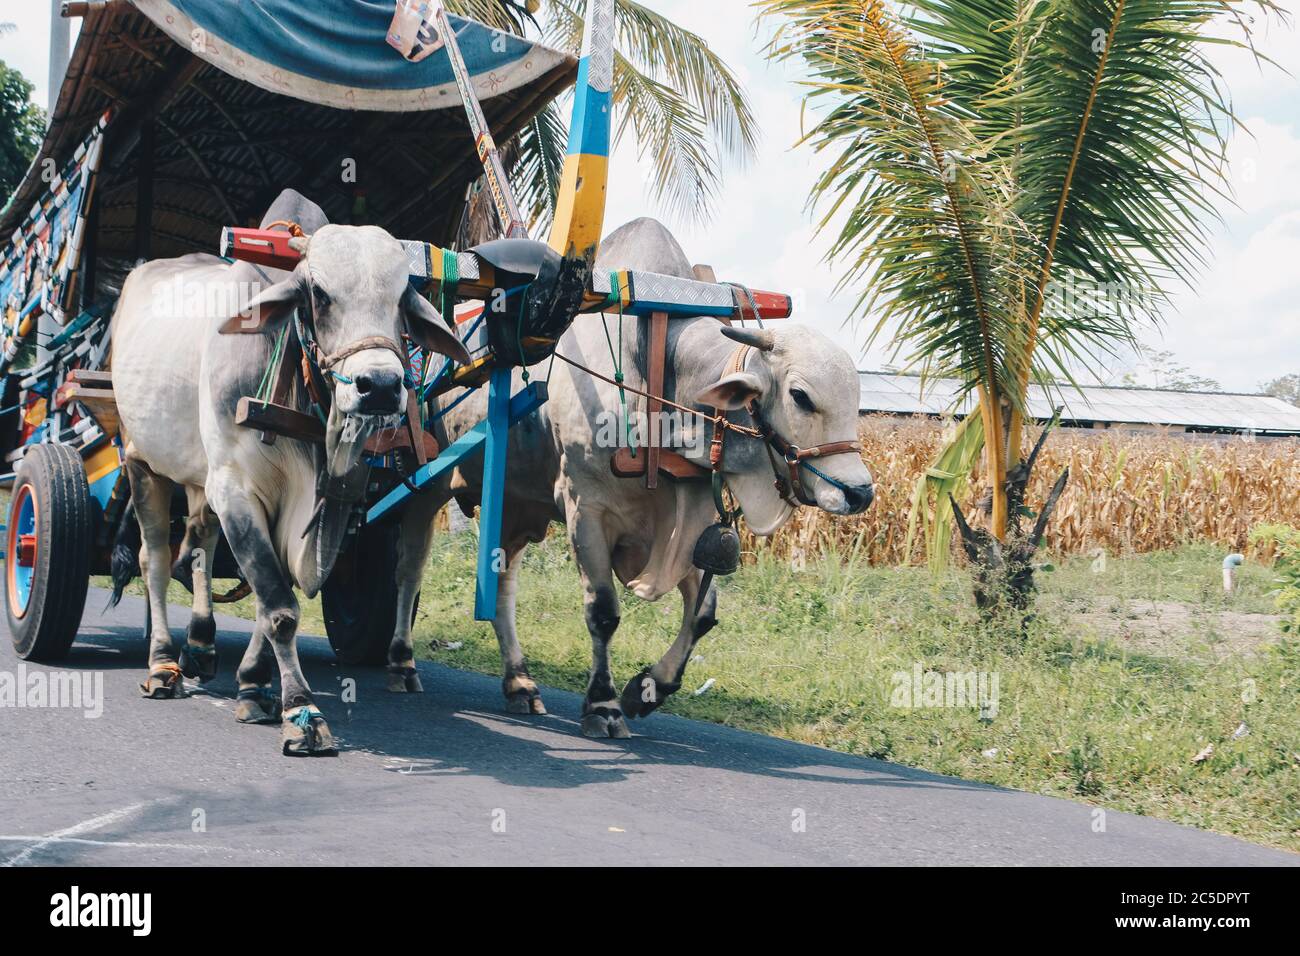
[693,473,742,615]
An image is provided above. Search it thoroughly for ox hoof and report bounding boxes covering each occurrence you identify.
[235,688,281,724]
[386,666,424,694]
[506,693,547,715]
[581,709,631,739]
[504,674,546,715]
[139,664,186,700]
[619,669,679,719]
[282,707,337,757]
[179,643,219,683]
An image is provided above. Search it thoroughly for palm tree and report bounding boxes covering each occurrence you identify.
[759,0,1281,609]
[448,0,758,231]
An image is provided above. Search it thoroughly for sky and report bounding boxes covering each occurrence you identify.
[3,1,1297,393]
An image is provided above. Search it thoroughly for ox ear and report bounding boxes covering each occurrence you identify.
[696,371,763,410]
[401,285,471,365]
[219,277,302,334]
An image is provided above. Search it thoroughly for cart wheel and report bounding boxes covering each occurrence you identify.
[322,522,417,665]
[5,444,92,660]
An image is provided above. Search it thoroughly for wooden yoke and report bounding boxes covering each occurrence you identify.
[259,332,302,445]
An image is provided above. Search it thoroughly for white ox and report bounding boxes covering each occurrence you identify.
[387,218,874,736]
[110,189,467,755]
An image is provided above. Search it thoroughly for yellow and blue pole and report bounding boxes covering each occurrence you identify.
[547,0,614,263]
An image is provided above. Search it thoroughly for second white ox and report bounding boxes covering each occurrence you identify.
[387,218,874,737]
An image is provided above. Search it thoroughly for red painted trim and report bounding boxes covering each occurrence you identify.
[221,227,303,271]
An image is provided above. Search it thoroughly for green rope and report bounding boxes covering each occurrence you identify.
[291,707,320,729]
[255,325,289,403]
[598,271,634,455]
[440,249,459,325]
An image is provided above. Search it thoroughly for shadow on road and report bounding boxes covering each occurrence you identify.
[56,600,992,797]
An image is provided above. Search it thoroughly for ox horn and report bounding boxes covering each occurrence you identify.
[720,325,776,352]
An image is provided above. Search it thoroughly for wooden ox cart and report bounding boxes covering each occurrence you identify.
[1,0,794,668]
[0,0,576,663]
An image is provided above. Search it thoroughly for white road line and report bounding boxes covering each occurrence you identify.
[0,835,225,853]
[0,801,152,867]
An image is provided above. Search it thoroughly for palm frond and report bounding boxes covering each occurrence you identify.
[443,0,525,32]
[904,412,985,570]
[611,50,720,219]
[907,0,1282,397]
[760,0,1029,411]
[611,0,759,164]
[512,102,569,230]
[543,0,758,221]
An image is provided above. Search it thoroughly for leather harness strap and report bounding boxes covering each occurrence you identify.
[645,310,669,489]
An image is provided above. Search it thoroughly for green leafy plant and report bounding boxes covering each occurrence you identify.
[1249,524,1300,634]
[0,59,46,211]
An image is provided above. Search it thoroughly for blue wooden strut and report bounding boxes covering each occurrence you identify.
[474,367,513,620]
[365,379,547,621]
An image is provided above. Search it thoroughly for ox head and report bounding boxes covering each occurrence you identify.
[227,224,469,478]
[695,324,874,535]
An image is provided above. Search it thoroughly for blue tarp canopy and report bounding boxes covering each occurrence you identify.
[140,0,570,109]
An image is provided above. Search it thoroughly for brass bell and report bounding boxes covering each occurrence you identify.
[693,521,740,576]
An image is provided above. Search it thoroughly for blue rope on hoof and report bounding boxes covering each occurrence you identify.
[186,643,216,658]
[236,686,276,703]
[291,707,320,729]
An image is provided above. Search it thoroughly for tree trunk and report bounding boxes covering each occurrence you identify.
[951,411,1069,621]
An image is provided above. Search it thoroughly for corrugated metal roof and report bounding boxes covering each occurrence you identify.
[859,372,1300,434]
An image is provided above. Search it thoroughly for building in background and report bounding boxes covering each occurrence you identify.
[858,371,1300,438]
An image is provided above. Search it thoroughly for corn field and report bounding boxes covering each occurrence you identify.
[752,417,1300,566]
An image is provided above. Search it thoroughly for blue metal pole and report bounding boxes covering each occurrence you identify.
[474,367,512,620]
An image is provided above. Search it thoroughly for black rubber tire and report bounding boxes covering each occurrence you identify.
[322,522,415,665]
[4,443,92,661]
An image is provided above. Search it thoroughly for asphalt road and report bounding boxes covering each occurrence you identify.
[1,590,1294,866]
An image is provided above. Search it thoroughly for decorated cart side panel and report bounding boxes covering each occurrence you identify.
[0,113,123,531]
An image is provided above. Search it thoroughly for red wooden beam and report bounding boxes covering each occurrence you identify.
[220,226,303,271]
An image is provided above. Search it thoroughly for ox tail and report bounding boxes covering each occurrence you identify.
[107,500,142,610]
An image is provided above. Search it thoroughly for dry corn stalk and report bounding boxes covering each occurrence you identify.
[743,416,1300,566]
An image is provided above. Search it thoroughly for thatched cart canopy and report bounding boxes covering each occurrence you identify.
[1,0,576,268]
